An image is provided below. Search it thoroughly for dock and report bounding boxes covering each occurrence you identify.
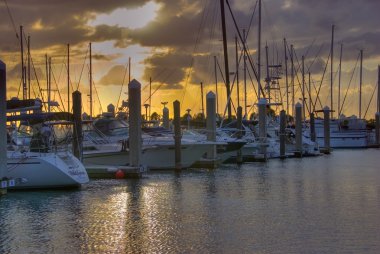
[85,165,147,179]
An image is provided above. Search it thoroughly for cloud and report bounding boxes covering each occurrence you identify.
[98,65,127,86]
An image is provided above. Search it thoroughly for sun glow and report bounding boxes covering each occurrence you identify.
[89,1,160,30]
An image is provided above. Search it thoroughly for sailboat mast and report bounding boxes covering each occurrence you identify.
[128,57,131,84]
[302,55,305,120]
[338,43,343,117]
[235,36,240,107]
[20,26,26,100]
[265,43,270,103]
[149,77,152,119]
[67,43,70,113]
[243,29,247,118]
[330,25,334,118]
[308,72,311,117]
[48,57,51,113]
[27,35,31,100]
[258,0,262,100]
[45,54,48,110]
[200,82,204,116]
[284,38,289,115]
[290,44,295,117]
[359,49,363,119]
[214,55,219,115]
[378,65,380,113]
[89,42,93,118]
[219,0,231,119]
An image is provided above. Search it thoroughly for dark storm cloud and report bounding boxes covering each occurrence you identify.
[143,51,190,87]
[0,0,149,51]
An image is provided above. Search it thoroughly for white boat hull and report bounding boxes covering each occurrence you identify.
[83,143,212,170]
[6,151,89,189]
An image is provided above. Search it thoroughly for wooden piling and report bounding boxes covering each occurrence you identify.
[128,79,142,167]
[323,106,331,154]
[72,91,83,160]
[310,112,316,142]
[0,60,7,195]
[376,112,380,147]
[236,106,243,164]
[206,92,217,160]
[173,100,182,171]
[163,107,169,129]
[258,98,267,159]
[295,103,303,157]
[279,110,286,159]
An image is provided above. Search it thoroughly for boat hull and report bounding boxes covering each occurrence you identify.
[6,151,89,189]
[83,143,213,170]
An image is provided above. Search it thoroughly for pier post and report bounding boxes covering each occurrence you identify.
[258,98,267,159]
[310,112,316,142]
[295,103,303,157]
[279,110,286,159]
[173,100,182,170]
[163,107,169,129]
[236,106,243,164]
[323,106,331,154]
[0,60,7,195]
[128,79,142,167]
[72,91,83,161]
[206,92,217,160]
[376,112,380,146]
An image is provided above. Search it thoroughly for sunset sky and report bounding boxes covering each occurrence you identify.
[0,0,379,119]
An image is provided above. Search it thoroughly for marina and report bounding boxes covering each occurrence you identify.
[1,0,380,252]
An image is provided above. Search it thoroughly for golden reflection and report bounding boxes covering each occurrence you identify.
[80,188,129,253]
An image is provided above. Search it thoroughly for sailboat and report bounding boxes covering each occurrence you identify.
[6,100,89,189]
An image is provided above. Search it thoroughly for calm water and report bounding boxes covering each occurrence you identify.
[1,149,380,253]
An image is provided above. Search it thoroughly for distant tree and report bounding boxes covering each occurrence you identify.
[150,112,160,121]
[194,113,205,120]
[181,113,192,121]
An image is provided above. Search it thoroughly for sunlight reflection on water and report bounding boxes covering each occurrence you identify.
[1,149,379,253]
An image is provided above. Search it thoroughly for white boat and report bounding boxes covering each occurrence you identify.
[6,111,89,189]
[182,128,247,163]
[7,150,89,189]
[82,119,216,170]
[83,142,213,170]
[304,117,368,148]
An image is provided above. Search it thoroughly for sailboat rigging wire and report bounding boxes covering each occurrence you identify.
[291,50,311,115]
[180,0,209,105]
[2,0,19,39]
[75,48,89,91]
[115,63,129,112]
[363,81,378,119]
[306,43,325,73]
[312,50,331,112]
[340,52,360,115]
[216,56,226,84]
[244,64,260,117]
[51,65,66,112]
[226,0,262,97]
[245,0,258,39]
[303,38,316,60]
[143,70,176,105]
[30,57,47,111]
[92,80,103,113]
